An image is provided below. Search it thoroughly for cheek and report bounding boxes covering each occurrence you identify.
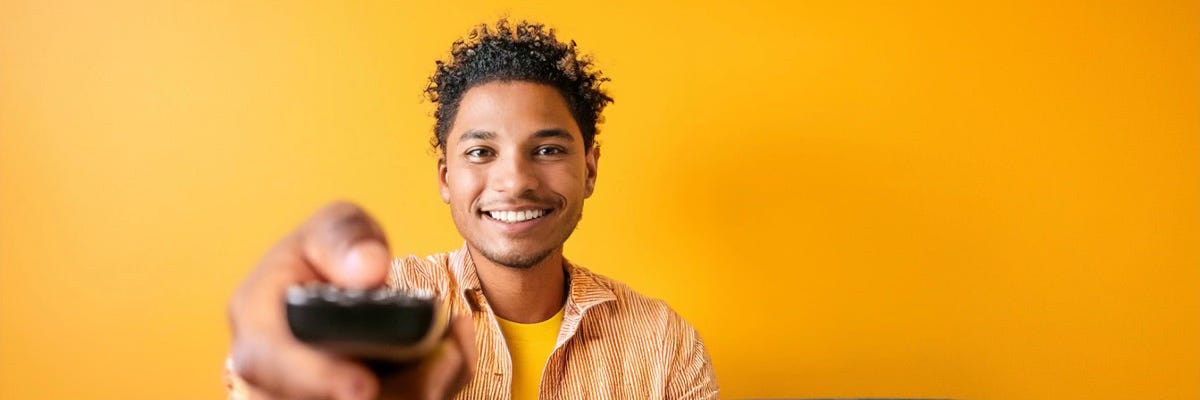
[546,164,587,196]
[447,169,484,202]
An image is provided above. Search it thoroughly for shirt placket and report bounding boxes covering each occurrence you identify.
[537,303,582,400]
[466,287,514,400]
[537,265,617,400]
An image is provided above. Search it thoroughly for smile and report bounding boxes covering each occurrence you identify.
[483,209,552,224]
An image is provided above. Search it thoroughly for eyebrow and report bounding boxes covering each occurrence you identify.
[459,130,496,142]
[458,128,575,142]
[533,129,574,142]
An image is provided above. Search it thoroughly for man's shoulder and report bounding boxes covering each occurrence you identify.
[568,263,684,326]
[571,265,654,303]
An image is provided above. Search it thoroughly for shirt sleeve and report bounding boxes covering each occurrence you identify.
[664,310,720,399]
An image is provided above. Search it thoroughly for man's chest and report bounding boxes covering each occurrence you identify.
[468,312,670,400]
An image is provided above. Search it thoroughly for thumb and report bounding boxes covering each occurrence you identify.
[298,201,392,289]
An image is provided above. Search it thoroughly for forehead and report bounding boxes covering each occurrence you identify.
[449,81,580,144]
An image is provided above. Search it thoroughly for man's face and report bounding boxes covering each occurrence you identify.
[439,81,599,269]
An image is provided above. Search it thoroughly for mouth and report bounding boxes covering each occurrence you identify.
[480,208,554,224]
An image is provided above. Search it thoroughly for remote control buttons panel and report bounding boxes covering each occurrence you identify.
[286,283,434,307]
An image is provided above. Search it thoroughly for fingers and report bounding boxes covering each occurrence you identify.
[228,201,393,400]
[377,316,478,400]
[425,316,477,398]
[232,332,379,400]
[446,315,478,391]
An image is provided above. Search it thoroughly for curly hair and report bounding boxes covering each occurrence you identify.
[424,19,613,153]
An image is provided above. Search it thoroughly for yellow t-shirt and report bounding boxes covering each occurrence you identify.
[495,308,564,400]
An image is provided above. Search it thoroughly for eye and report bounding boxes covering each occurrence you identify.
[534,146,567,157]
[465,147,494,160]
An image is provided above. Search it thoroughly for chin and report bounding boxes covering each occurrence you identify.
[476,241,556,270]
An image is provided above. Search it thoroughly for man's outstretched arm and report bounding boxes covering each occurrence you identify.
[225,201,475,400]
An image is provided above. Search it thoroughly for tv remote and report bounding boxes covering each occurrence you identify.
[285,283,447,363]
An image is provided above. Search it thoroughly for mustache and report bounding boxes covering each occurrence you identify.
[477,192,555,209]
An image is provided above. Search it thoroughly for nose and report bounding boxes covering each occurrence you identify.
[490,150,539,195]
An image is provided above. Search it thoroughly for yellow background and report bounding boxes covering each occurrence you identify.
[1,1,1197,399]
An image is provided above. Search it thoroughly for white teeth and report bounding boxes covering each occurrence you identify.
[487,209,546,223]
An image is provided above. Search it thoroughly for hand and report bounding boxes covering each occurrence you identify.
[227,201,476,400]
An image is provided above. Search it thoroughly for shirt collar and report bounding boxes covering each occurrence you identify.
[450,242,616,312]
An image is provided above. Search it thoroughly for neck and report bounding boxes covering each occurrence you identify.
[468,246,567,324]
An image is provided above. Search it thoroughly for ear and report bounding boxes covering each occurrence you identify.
[437,157,450,204]
[583,145,600,198]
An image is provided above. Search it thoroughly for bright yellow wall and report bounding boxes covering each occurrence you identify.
[1,1,1197,399]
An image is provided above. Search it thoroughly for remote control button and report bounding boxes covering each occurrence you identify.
[343,288,366,301]
[370,288,393,302]
[320,285,341,302]
[286,285,310,305]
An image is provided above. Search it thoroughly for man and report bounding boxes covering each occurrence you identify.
[226,19,718,400]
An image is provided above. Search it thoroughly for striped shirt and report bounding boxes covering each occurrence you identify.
[227,244,719,399]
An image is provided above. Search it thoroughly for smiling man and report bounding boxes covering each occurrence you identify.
[226,20,717,400]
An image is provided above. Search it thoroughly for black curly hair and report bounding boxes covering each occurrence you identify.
[424,19,613,154]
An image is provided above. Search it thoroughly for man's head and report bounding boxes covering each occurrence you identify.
[425,20,613,269]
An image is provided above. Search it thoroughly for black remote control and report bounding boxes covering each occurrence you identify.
[286,283,447,363]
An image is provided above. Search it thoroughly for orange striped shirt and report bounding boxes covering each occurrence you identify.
[391,244,718,399]
[227,244,719,399]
